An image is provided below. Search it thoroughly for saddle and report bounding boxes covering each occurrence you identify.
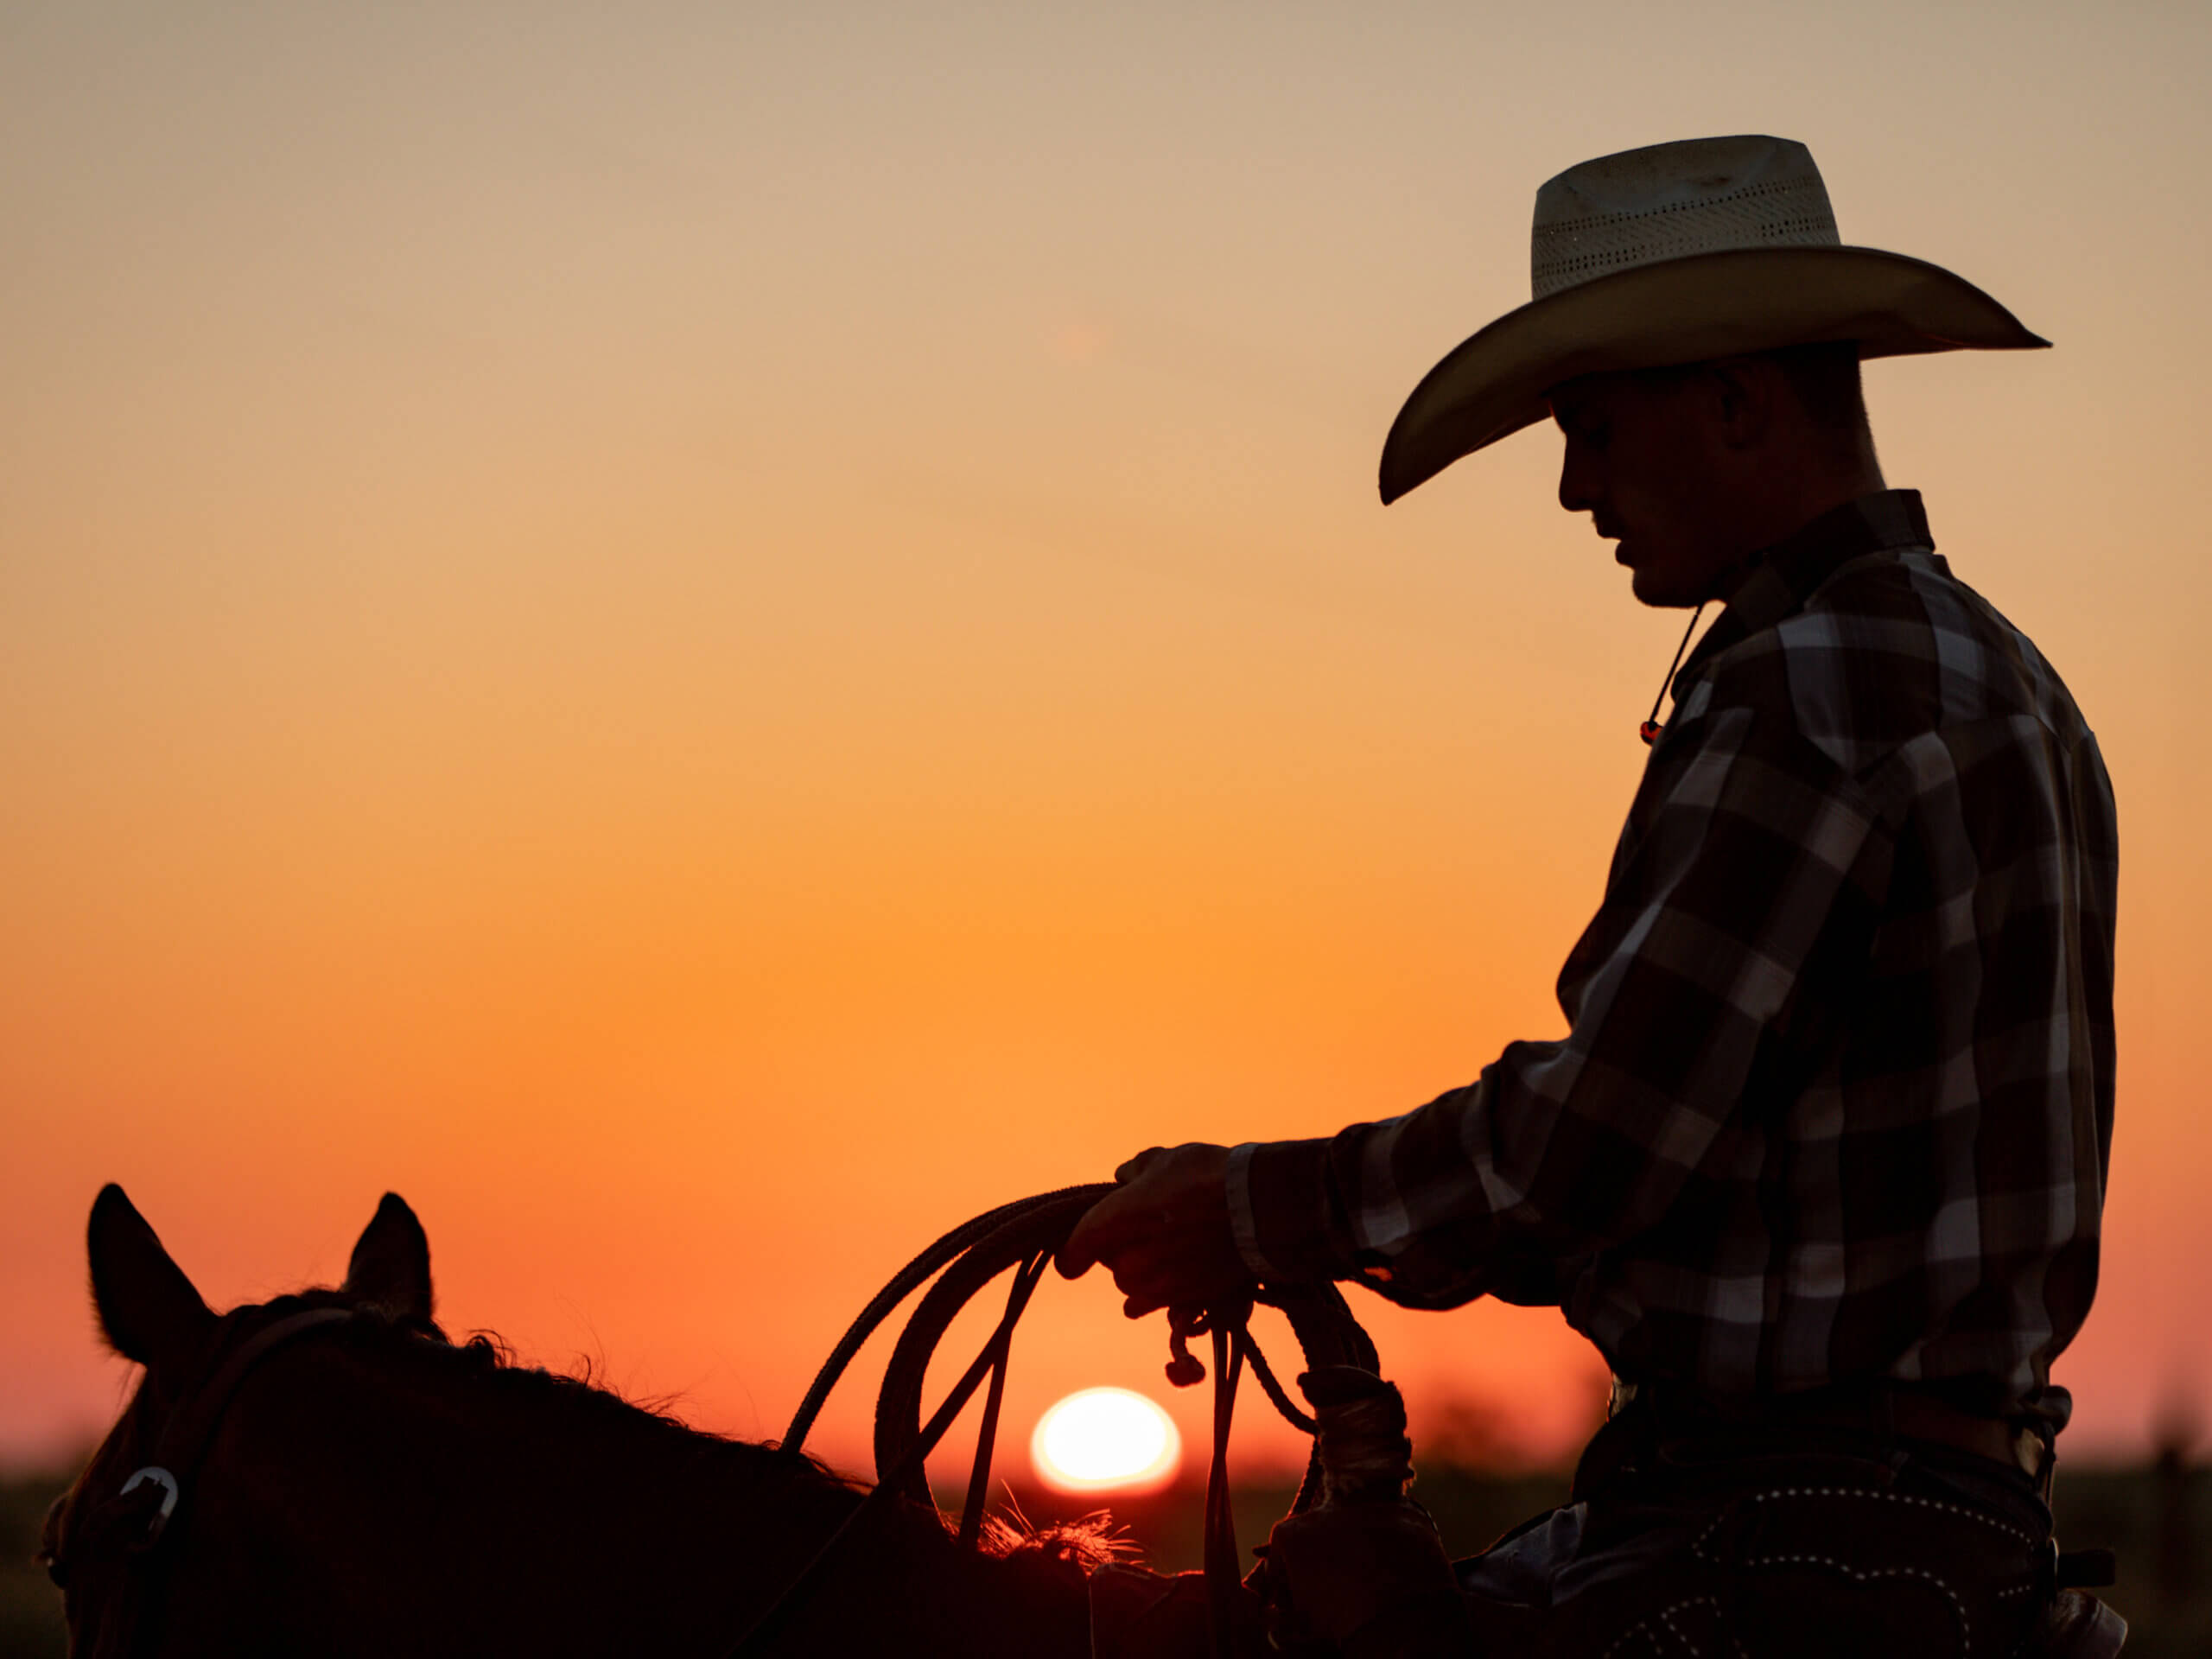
[1087,1364,2133,1659]
[1087,1548,2128,1659]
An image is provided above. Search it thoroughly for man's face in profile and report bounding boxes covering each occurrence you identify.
[1549,368,1738,609]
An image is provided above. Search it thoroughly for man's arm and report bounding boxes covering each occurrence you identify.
[1065,700,1891,1313]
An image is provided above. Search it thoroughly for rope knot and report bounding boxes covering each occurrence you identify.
[1163,1297,1254,1389]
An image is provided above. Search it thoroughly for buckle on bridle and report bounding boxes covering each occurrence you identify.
[118,1466,181,1545]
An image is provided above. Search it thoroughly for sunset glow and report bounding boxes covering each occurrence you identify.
[2,3,2207,1488]
[1031,1389,1182,1494]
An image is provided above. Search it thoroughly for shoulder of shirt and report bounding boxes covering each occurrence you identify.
[1681,549,2096,780]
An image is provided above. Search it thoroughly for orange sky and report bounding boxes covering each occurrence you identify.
[5,3,2209,1484]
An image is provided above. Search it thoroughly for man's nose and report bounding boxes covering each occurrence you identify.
[1558,442,1597,515]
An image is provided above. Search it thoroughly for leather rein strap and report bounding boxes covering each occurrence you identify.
[733,1186,1380,1657]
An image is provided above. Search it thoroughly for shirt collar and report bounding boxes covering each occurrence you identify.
[1675,489,1934,689]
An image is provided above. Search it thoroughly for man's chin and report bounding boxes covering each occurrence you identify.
[1629,567,1698,609]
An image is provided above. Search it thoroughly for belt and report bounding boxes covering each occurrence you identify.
[1610,1376,2050,1485]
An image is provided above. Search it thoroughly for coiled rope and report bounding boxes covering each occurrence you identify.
[728,1185,1378,1656]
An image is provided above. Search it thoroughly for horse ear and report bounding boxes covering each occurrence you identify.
[344,1193,434,1325]
[88,1184,216,1376]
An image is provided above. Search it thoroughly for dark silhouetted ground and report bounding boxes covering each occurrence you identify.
[5,1459,2205,1654]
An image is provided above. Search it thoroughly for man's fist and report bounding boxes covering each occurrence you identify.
[1055,1142,1253,1317]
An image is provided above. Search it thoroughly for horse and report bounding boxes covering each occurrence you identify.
[40,1185,1117,1656]
[43,1186,2130,1659]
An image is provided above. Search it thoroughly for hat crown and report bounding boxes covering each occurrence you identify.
[1530,135,1840,300]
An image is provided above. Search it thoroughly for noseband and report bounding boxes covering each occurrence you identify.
[76,1306,360,1659]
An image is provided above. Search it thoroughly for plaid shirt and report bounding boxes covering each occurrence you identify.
[1230,491,2117,1431]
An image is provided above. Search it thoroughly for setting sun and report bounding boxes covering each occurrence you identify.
[1030,1388,1183,1494]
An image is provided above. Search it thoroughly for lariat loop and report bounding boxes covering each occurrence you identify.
[748,1190,1382,1659]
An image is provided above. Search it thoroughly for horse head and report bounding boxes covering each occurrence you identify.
[43,1185,441,1656]
[43,1186,1096,1657]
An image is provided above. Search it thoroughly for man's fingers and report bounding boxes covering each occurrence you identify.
[1055,1184,1147,1279]
[1055,1206,1106,1279]
[1061,1141,1236,1298]
[1069,1222,1182,1306]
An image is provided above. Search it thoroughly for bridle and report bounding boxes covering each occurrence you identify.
[734,1184,1380,1657]
[68,1305,361,1659]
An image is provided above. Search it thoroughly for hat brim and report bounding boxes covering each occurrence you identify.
[1378,245,2049,504]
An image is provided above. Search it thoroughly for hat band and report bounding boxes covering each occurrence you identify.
[1531,174,1840,299]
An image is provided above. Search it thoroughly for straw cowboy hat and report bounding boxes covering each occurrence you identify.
[1379,134,2048,503]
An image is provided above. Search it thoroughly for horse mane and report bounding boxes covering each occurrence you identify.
[212,1289,1127,1572]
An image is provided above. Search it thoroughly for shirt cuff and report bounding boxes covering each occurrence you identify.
[1226,1136,1361,1284]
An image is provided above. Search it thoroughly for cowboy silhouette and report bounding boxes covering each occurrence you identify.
[1060,135,2123,1657]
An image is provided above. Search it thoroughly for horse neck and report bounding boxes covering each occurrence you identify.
[260,1335,1092,1658]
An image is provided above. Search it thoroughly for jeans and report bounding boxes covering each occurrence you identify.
[1455,1423,2054,1657]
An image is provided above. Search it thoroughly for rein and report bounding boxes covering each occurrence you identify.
[734,1185,1378,1657]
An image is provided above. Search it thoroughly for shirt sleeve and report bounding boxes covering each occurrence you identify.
[1226,699,1891,1308]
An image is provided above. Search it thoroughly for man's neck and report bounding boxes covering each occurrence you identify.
[1710,458,1889,605]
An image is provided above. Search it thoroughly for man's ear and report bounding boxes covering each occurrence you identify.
[87,1185,217,1377]
[1706,357,1777,450]
[343,1193,435,1325]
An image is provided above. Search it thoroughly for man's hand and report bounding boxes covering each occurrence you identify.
[1055,1142,1253,1318]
